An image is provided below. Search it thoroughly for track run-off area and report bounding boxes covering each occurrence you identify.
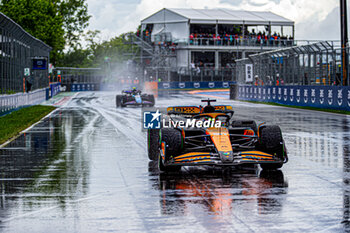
[0,91,349,232]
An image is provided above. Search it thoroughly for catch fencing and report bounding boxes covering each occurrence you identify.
[235,41,349,86]
[0,12,51,94]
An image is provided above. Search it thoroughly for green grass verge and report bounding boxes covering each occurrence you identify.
[0,105,56,145]
[239,100,350,115]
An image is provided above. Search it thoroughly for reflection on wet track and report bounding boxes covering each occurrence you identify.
[0,92,349,232]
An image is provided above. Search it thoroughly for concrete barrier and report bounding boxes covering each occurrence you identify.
[233,85,350,111]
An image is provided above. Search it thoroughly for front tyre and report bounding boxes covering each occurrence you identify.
[116,95,121,107]
[160,128,182,156]
[147,129,160,161]
[259,125,286,170]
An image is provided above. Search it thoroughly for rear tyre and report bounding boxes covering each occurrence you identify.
[259,125,285,170]
[148,129,160,161]
[121,96,126,107]
[149,95,155,107]
[116,95,121,107]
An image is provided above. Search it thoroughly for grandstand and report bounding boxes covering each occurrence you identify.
[140,8,295,72]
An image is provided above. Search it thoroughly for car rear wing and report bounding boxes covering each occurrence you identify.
[167,106,201,115]
[167,105,234,115]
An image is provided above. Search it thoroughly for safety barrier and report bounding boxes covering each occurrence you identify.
[158,81,236,89]
[0,88,47,115]
[70,83,100,92]
[49,83,61,98]
[0,83,62,115]
[234,85,350,111]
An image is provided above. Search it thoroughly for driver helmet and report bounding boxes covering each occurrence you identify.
[203,105,216,113]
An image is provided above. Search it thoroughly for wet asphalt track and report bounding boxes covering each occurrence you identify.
[0,91,350,232]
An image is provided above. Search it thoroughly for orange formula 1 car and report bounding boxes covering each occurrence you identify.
[147,99,288,172]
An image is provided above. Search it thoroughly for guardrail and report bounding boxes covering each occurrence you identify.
[232,85,350,111]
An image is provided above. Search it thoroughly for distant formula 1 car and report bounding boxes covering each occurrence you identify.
[147,99,288,172]
[116,88,155,107]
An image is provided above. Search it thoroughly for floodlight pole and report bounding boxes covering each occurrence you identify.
[340,0,349,86]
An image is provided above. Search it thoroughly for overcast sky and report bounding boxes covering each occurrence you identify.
[86,0,343,41]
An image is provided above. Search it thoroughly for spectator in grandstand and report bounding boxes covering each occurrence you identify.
[188,29,294,47]
[229,34,233,45]
[195,65,201,74]
[191,61,196,69]
[189,33,194,45]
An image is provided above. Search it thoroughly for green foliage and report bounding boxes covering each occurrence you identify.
[0,105,56,145]
[0,0,138,68]
[57,32,139,68]
[92,33,138,65]
[0,0,90,64]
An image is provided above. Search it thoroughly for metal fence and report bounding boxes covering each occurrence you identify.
[235,41,350,86]
[0,88,47,115]
[0,12,51,94]
[177,67,236,82]
[53,67,104,85]
[143,67,236,83]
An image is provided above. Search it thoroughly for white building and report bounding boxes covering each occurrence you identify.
[141,8,295,71]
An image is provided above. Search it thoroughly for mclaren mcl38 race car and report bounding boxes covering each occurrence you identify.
[116,88,155,107]
[147,99,288,172]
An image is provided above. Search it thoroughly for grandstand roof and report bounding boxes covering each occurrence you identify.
[142,8,294,26]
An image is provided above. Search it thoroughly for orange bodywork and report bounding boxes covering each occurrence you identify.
[161,142,165,160]
[166,105,233,114]
[174,152,211,163]
[198,112,227,118]
[167,106,201,114]
[206,127,233,153]
[240,151,275,161]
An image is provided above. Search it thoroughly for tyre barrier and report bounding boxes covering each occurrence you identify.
[233,85,350,111]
